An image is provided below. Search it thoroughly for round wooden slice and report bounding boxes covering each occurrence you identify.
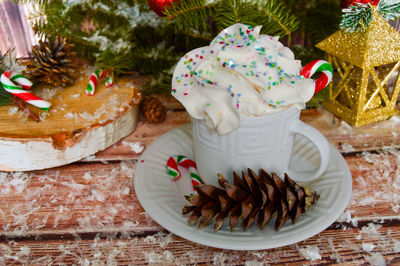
[0,75,141,171]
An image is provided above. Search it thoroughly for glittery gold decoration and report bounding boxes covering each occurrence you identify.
[316,10,400,126]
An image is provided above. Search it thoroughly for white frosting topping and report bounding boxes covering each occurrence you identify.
[171,23,315,135]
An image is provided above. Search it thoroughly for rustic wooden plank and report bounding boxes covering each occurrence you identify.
[0,223,399,265]
[300,108,400,153]
[91,111,190,161]
[0,161,159,236]
[0,151,399,236]
[87,107,400,162]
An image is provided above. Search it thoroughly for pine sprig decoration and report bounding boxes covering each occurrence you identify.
[253,0,300,37]
[166,0,299,38]
[340,0,400,32]
[164,0,216,33]
[0,84,11,106]
[340,3,374,32]
[95,48,133,76]
[378,0,400,20]
[214,0,256,32]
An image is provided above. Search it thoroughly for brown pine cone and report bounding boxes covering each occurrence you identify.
[140,96,167,123]
[183,169,319,232]
[25,36,78,87]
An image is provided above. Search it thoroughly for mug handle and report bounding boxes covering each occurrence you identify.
[286,120,330,182]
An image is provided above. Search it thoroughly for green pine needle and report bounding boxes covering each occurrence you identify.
[378,0,400,21]
[163,0,216,33]
[214,0,299,37]
[254,0,300,37]
[340,3,373,32]
[0,85,11,106]
[340,0,400,33]
[95,48,133,76]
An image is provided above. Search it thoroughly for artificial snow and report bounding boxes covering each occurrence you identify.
[341,143,354,153]
[122,141,144,153]
[337,210,359,227]
[365,253,386,266]
[35,87,62,100]
[362,243,375,252]
[1,126,399,264]
[393,239,400,253]
[8,107,18,115]
[142,250,174,264]
[299,245,322,261]
[388,115,400,123]
[64,112,77,119]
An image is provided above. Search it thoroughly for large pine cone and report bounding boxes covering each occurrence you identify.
[183,169,319,232]
[25,37,77,87]
[140,96,167,123]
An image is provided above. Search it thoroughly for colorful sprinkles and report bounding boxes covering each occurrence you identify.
[172,25,306,110]
[171,23,333,134]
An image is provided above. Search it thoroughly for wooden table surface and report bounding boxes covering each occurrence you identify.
[0,107,400,265]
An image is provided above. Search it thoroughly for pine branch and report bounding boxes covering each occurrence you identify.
[254,0,300,37]
[130,46,182,74]
[164,0,216,33]
[95,48,133,75]
[378,0,400,21]
[305,0,341,44]
[0,86,11,106]
[340,0,400,33]
[340,3,373,32]
[144,73,174,96]
[215,0,261,31]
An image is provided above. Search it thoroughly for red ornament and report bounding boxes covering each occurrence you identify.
[147,0,179,16]
[341,0,379,8]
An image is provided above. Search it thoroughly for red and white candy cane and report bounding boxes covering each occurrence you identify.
[86,69,114,96]
[166,155,204,192]
[300,60,333,94]
[0,71,51,111]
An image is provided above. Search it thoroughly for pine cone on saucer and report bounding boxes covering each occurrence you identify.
[183,169,319,232]
[140,96,167,123]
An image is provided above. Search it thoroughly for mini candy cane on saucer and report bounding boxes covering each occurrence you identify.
[300,60,333,94]
[166,155,204,192]
[85,69,115,96]
[0,71,51,111]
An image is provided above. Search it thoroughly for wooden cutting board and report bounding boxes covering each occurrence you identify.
[0,74,141,171]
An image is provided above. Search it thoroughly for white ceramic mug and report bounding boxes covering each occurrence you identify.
[192,106,330,185]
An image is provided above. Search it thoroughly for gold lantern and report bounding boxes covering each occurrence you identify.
[316,11,400,126]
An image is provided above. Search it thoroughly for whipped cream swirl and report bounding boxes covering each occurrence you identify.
[172,23,315,135]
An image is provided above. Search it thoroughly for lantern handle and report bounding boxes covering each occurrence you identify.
[300,60,333,94]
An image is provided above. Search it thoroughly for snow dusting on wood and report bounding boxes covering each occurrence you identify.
[0,109,399,264]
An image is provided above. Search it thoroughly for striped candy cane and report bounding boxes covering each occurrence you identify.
[300,60,333,94]
[166,155,204,192]
[1,71,51,111]
[86,69,114,96]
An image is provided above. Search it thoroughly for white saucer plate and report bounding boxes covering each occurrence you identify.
[134,124,352,250]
